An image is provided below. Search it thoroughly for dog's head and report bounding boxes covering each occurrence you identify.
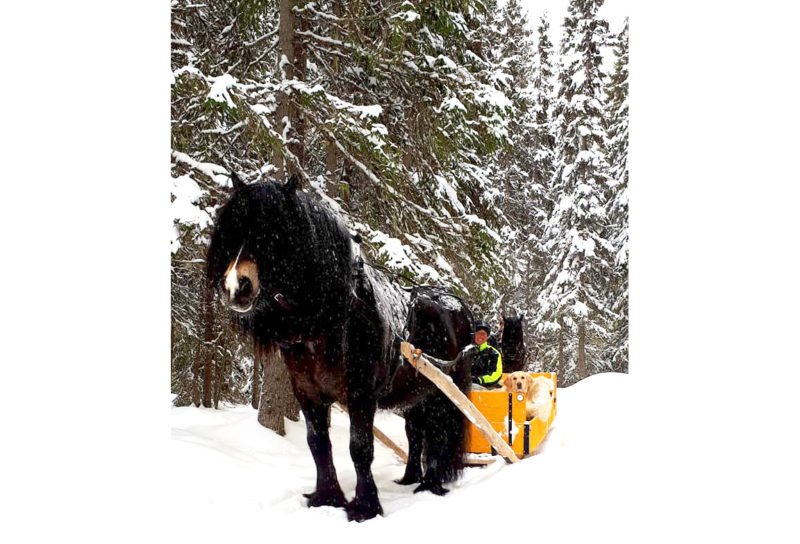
[503,372,533,394]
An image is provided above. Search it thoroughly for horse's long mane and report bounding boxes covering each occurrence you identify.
[207,181,355,341]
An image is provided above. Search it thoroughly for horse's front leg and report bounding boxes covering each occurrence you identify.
[300,402,347,509]
[344,396,383,522]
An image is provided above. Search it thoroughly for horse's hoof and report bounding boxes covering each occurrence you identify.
[304,488,347,509]
[394,473,422,486]
[413,481,449,496]
[345,498,383,522]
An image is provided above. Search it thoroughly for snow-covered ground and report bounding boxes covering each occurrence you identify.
[170,373,653,542]
[168,370,799,542]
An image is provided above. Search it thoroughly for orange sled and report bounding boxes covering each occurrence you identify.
[465,372,557,459]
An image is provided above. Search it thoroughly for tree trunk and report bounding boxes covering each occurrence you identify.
[213,342,223,409]
[501,154,512,217]
[201,286,214,408]
[577,319,587,381]
[191,356,201,407]
[274,0,306,181]
[256,343,301,435]
[258,0,305,434]
[324,0,341,192]
[557,314,566,382]
[293,3,308,171]
[326,138,338,187]
[251,339,262,409]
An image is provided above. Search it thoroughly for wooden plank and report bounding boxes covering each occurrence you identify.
[399,342,520,464]
[333,403,408,464]
[464,454,499,466]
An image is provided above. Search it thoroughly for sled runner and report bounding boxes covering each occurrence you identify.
[399,342,557,464]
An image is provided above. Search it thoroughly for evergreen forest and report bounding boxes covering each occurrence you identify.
[171,0,629,408]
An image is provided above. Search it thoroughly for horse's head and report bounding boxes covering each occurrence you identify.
[407,287,474,360]
[219,245,261,313]
[206,175,299,315]
[500,314,527,371]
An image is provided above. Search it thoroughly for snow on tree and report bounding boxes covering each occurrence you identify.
[292,0,514,310]
[171,0,515,406]
[605,17,628,373]
[530,13,557,218]
[489,0,540,320]
[171,0,275,408]
[170,0,630,406]
[536,0,617,385]
[505,12,560,371]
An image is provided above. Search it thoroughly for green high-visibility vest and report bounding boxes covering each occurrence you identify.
[475,342,503,385]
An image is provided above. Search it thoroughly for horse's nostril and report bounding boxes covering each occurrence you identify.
[239,276,252,297]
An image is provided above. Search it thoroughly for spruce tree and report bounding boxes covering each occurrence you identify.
[536,0,615,385]
[530,14,557,215]
[491,0,539,318]
[519,12,558,345]
[605,17,629,373]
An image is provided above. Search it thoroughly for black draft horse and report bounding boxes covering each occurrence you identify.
[394,287,473,488]
[500,315,527,373]
[206,175,473,521]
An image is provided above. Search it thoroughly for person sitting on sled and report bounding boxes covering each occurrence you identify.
[471,321,503,389]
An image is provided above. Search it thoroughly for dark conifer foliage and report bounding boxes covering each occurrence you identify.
[171,0,629,404]
[605,17,629,372]
[490,0,542,318]
[534,0,617,385]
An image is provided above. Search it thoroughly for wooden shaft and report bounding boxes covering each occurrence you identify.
[399,342,520,464]
[333,403,408,464]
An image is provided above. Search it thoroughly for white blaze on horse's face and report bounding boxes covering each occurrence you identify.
[224,247,244,297]
[222,246,261,313]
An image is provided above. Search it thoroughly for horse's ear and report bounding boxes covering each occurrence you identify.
[519,312,525,321]
[230,170,245,190]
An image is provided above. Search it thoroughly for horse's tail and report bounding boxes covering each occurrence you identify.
[423,354,471,483]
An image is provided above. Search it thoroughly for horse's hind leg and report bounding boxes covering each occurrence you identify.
[395,405,424,485]
[301,402,347,509]
[344,397,383,522]
[414,394,466,496]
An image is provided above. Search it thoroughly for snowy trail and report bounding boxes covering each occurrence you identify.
[170,373,644,541]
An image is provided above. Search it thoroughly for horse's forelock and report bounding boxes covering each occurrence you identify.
[209,178,357,326]
[207,184,268,284]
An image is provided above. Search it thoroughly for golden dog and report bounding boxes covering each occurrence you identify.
[501,372,554,422]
